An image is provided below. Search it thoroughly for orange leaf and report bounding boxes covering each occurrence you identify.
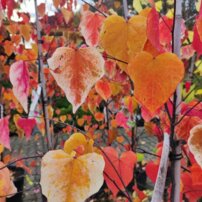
[38,3,45,17]
[188,124,202,167]
[0,161,17,200]
[4,40,13,56]
[20,24,31,41]
[95,80,112,101]
[94,112,104,122]
[99,15,147,70]
[127,51,184,115]
[48,47,104,113]
[102,147,137,196]
[53,0,60,8]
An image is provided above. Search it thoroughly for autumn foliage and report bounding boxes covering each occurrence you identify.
[0,0,202,202]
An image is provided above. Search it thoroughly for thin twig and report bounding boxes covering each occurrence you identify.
[175,100,201,126]
[81,0,107,17]
[103,54,128,64]
[0,155,43,170]
[0,184,40,198]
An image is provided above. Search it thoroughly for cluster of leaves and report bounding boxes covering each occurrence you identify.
[1,0,202,201]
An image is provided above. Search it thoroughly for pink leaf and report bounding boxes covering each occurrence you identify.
[0,117,10,149]
[9,60,30,113]
[80,11,105,47]
[181,44,195,60]
[115,112,129,129]
[17,118,36,140]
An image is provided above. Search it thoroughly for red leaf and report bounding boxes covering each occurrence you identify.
[1,0,6,9]
[181,172,202,201]
[159,16,173,50]
[193,24,202,55]
[0,117,10,149]
[7,0,17,19]
[80,11,105,47]
[9,61,30,113]
[102,147,137,196]
[145,161,159,183]
[95,80,112,101]
[147,8,163,53]
[17,118,36,140]
[175,116,202,141]
[181,101,202,119]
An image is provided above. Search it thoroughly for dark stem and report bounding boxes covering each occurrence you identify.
[0,155,43,170]
[175,100,201,126]
[80,0,107,17]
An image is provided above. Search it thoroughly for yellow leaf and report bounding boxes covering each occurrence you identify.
[13,114,24,138]
[40,150,105,202]
[64,133,94,155]
[166,9,174,18]
[99,15,147,71]
[155,1,162,12]
[196,1,201,12]
[0,144,4,154]
[195,60,202,75]
[133,0,143,13]
[196,89,202,95]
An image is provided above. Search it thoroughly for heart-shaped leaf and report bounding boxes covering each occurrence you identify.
[102,147,137,196]
[16,118,36,140]
[48,47,105,113]
[80,11,105,47]
[40,150,105,202]
[9,60,29,113]
[95,79,112,101]
[99,15,147,70]
[127,51,184,115]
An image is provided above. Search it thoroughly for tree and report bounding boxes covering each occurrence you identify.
[0,0,202,201]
